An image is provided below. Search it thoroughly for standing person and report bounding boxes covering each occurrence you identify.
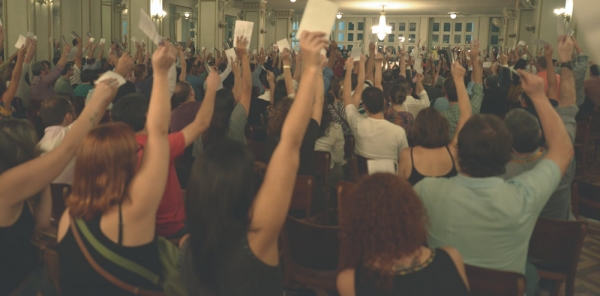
[31,43,70,103]
[54,62,76,97]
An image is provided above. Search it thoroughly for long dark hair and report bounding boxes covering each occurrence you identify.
[186,139,256,292]
[319,96,333,138]
[0,119,41,175]
[202,89,236,149]
[512,59,528,85]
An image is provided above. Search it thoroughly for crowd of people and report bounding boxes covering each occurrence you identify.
[0,13,597,296]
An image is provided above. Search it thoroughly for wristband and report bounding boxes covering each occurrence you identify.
[283,65,291,69]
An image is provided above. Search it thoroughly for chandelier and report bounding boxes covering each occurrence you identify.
[372,5,392,41]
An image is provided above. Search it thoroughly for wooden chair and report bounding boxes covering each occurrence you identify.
[314,151,331,189]
[50,184,72,223]
[290,175,314,219]
[343,135,355,160]
[571,180,600,221]
[528,217,588,296]
[465,264,526,296]
[245,125,266,161]
[336,181,356,223]
[574,121,590,173]
[281,215,340,293]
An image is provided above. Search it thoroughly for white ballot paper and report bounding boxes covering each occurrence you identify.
[89,37,95,43]
[138,9,163,46]
[27,32,34,38]
[100,38,106,45]
[96,71,126,87]
[296,0,338,41]
[14,35,26,49]
[532,39,550,47]
[32,36,38,41]
[518,40,526,46]
[225,48,236,63]
[350,46,362,60]
[483,62,492,68]
[233,20,254,48]
[414,58,424,74]
[276,38,291,52]
[252,49,257,55]
[367,159,396,175]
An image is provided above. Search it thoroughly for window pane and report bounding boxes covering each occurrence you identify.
[388,34,395,43]
[491,24,500,33]
[409,34,416,43]
[348,22,355,31]
[409,22,416,31]
[454,35,461,44]
[398,23,406,31]
[466,22,474,32]
[432,23,440,32]
[348,45,354,51]
[358,22,364,31]
[443,34,450,44]
[338,33,344,41]
[432,34,439,43]
[348,33,354,41]
[454,23,462,32]
[338,22,345,31]
[357,33,363,41]
[465,35,472,43]
[389,23,395,31]
[292,22,299,30]
[491,35,499,44]
[443,23,451,32]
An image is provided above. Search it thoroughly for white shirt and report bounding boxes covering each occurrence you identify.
[345,104,408,163]
[38,125,74,185]
[315,123,345,169]
[70,64,81,86]
[258,90,270,102]
[404,90,430,118]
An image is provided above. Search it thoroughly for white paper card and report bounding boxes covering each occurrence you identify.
[138,9,163,46]
[27,32,34,38]
[89,37,95,43]
[32,36,37,41]
[96,71,126,87]
[131,37,138,44]
[100,38,106,45]
[414,58,423,74]
[367,159,396,175]
[556,18,566,36]
[518,40,526,46]
[225,48,236,62]
[233,20,254,48]
[276,38,291,52]
[252,49,257,55]
[350,46,362,60]
[532,39,550,47]
[186,48,191,53]
[14,35,26,49]
[483,62,492,68]
[297,0,338,41]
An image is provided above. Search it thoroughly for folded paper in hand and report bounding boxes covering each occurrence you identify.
[233,21,254,48]
[27,32,34,38]
[100,38,106,45]
[296,0,338,41]
[96,71,126,87]
[532,39,550,47]
[89,37,95,43]
[225,48,236,63]
[138,9,163,46]
[483,62,492,68]
[414,58,424,74]
[518,40,526,46]
[367,159,396,175]
[350,46,362,60]
[14,35,26,49]
[556,18,566,36]
[276,38,291,52]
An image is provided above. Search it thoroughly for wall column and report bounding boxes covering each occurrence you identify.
[242,0,266,50]
[199,0,218,51]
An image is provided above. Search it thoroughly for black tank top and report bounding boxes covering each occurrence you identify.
[0,202,37,295]
[407,146,458,185]
[180,236,283,295]
[355,248,468,296]
[58,215,162,296]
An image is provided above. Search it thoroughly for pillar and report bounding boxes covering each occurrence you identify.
[199,0,218,50]
[242,0,266,50]
[265,9,293,49]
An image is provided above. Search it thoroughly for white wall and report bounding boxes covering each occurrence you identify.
[199,1,217,50]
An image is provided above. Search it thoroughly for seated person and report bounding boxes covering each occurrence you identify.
[384,84,414,135]
[337,173,469,296]
[315,98,345,189]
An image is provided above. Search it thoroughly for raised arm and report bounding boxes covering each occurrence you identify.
[293,52,302,82]
[113,52,134,78]
[2,46,26,108]
[74,37,83,70]
[374,53,383,91]
[236,36,252,115]
[56,43,70,69]
[312,57,326,125]
[352,54,366,106]
[96,42,105,61]
[468,40,482,85]
[249,31,328,257]
[178,45,187,81]
[400,47,407,78]
[127,44,177,217]
[24,38,37,64]
[366,41,375,82]
[281,49,295,97]
[544,45,558,100]
[180,70,219,147]
[450,61,471,145]
[231,57,243,101]
[557,35,576,107]
[342,57,355,107]
[0,79,119,208]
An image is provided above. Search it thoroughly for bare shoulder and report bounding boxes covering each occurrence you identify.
[337,269,356,296]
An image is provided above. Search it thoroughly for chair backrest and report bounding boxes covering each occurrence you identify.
[336,181,356,223]
[50,183,72,221]
[314,151,331,188]
[12,97,25,116]
[465,264,526,296]
[290,175,314,218]
[355,155,369,178]
[573,180,600,220]
[343,135,355,160]
[528,217,587,276]
[282,215,340,271]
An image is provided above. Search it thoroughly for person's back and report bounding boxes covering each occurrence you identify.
[352,114,406,162]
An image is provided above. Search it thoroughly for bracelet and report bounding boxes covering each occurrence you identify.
[283,65,291,69]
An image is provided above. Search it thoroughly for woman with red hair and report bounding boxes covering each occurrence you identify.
[337,173,469,295]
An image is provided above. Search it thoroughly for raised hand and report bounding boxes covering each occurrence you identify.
[236,36,249,55]
[369,41,375,53]
[360,53,367,65]
[299,31,329,69]
[280,48,291,65]
[267,70,275,83]
[92,78,120,104]
[451,61,466,78]
[500,54,509,65]
[345,56,355,72]
[230,57,241,75]
[152,44,178,74]
[467,40,480,60]
[557,35,574,62]
[544,45,554,60]
[518,70,545,99]
[205,69,221,90]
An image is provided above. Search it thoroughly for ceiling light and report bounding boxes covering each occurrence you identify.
[184,12,190,18]
[372,6,392,41]
[553,8,565,15]
[336,12,343,20]
[290,0,296,2]
[449,12,458,19]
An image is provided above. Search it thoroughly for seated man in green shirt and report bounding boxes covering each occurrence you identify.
[73,69,94,98]
[414,35,576,296]
[54,61,75,97]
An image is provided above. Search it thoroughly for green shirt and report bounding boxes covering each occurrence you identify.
[441,83,484,138]
[54,77,74,97]
[73,83,93,98]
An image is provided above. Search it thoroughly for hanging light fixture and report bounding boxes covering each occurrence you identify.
[449,12,458,19]
[372,5,392,41]
[336,12,343,20]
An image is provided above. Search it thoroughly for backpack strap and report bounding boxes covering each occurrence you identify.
[69,218,165,296]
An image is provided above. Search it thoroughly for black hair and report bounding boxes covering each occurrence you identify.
[504,108,541,153]
[273,80,288,105]
[361,87,385,114]
[81,69,93,83]
[113,81,137,105]
[40,96,74,127]
[61,62,74,76]
[318,99,333,138]
[202,89,236,149]
[111,94,149,132]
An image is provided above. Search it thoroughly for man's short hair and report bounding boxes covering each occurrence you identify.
[72,39,78,46]
[260,75,270,90]
[361,87,385,114]
[111,94,149,132]
[80,69,93,83]
[444,76,458,102]
[40,96,73,127]
[423,74,433,85]
[537,56,547,70]
[457,114,513,177]
[172,81,192,105]
[382,70,393,83]
[485,74,500,88]
[31,61,47,76]
[61,62,74,76]
[591,65,600,77]
[504,109,541,154]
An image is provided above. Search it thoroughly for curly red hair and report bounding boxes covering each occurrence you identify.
[339,173,428,288]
